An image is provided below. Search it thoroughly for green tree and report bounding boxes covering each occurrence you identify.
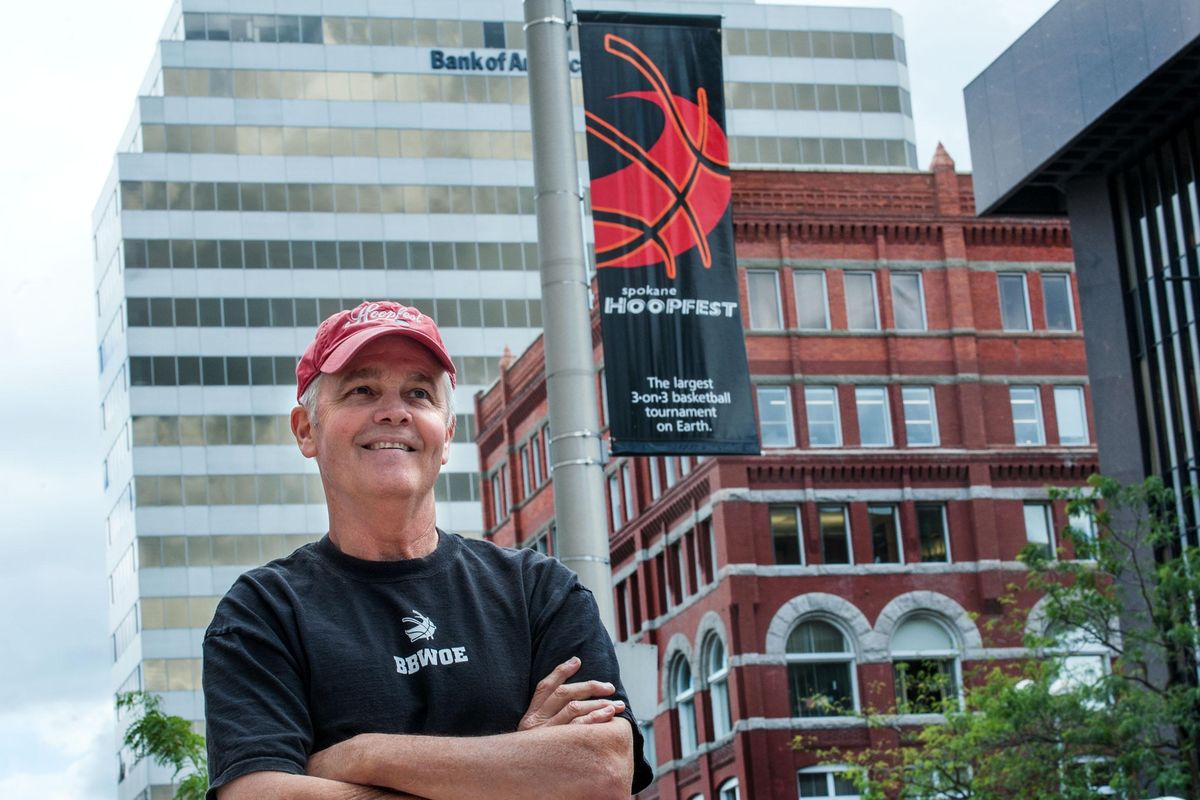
[799,475,1200,799]
[117,691,208,800]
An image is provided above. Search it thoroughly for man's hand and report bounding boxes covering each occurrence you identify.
[517,656,626,730]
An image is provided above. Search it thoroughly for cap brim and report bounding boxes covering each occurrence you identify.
[319,327,456,385]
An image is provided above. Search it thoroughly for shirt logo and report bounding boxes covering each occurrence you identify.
[403,609,437,642]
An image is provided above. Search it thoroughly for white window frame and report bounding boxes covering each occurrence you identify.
[703,634,732,741]
[915,502,951,563]
[1042,272,1076,331]
[670,654,698,757]
[621,462,636,521]
[1010,385,1045,446]
[794,270,830,330]
[890,615,963,712]
[770,504,805,566]
[648,457,662,501]
[519,444,531,498]
[637,719,656,776]
[607,472,623,531]
[805,386,842,447]
[1053,385,1089,445]
[757,385,795,448]
[818,504,853,564]
[901,386,939,447]
[890,271,927,331]
[844,271,880,331]
[717,778,740,800]
[998,272,1032,331]
[867,503,903,564]
[786,618,860,718]
[797,765,862,799]
[1024,502,1055,560]
[854,386,893,447]
[747,269,784,330]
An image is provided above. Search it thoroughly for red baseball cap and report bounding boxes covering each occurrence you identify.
[296,301,456,400]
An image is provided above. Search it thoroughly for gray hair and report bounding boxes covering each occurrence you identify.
[299,372,456,430]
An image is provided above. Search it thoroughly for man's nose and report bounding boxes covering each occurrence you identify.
[374,394,413,425]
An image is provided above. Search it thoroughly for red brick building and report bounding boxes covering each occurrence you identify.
[475,148,1097,800]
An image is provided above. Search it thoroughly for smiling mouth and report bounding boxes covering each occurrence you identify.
[364,442,416,451]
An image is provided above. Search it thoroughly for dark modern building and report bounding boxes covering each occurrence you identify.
[965,0,1200,542]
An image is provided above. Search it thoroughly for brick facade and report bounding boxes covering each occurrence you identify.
[474,150,1097,799]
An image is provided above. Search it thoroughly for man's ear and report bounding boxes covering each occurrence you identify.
[291,405,318,458]
[441,416,456,466]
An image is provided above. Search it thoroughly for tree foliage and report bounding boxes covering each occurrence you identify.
[117,691,208,800]
[798,475,1200,799]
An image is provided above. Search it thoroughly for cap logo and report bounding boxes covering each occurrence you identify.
[348,302,421,328]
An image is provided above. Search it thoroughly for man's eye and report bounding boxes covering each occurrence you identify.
[411,388,431,400]
[349,386,372,396]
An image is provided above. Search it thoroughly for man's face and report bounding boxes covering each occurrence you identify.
[293,336,455,506]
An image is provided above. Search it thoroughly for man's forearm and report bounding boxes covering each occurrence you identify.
[218,770,425,800]
[311,718,634,800]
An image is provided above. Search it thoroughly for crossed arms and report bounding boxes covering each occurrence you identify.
[217,658,635,800]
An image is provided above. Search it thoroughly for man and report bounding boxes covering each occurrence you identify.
[203,301,653,799]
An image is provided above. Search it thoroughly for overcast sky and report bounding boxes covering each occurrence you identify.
[0,0,1055,795]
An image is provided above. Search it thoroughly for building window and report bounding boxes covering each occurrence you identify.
[998,273,1031,331]
[819,505,852,564]
[621,462,636,520]
[670,654,698,757]
[519,445,531,498]
[797,766,861,798]
[1054,386,1089,445]
[718,778,740,800]
[844,272,879,330]
[795,271,830,329]
[665,456,678,488]
[901,386,938,446]
[771,505,803,565]
[1024,503,1054,559]
[648,457,662,501]
[1046,624,1108,696]
[916,503,950,562]
[805,386,842,447]
[757,386,795,447]
[1067,505,1098,557]
[747,270,783,329]
[638,718,656,775]
[787,620,857,717]
[855,386,892,446]
[703,634,732,740]
[890,272,926,330]
[608,473,623,531]
[869,504,902,563]
[1009,386,1045,445]
[1042,273,1075,331]
[891,616,960,713]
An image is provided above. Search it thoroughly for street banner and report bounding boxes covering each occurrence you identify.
[577,11,759,455]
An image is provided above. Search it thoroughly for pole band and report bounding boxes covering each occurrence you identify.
[524,16,566,30]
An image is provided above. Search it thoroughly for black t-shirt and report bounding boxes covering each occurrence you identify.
[203,530,653,797]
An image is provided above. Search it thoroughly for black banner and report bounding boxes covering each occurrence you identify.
[577,11,759,455]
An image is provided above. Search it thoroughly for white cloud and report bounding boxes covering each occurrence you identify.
[0,700,114,800]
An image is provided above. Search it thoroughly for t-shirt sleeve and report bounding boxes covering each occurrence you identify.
[528,564,655,794]
[202,581,312,799]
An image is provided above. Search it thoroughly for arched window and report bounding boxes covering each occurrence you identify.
[717,777,740,800]
[703,634,732,739]
[891,615,960,713]
[670,653,697,756]
[786,619,856,717]
[797,766,860,798]
[1046,623,1108,698]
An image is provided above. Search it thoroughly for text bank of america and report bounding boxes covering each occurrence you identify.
[91,1,915,796]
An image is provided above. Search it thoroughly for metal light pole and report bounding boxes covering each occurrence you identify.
[523,0,615,635]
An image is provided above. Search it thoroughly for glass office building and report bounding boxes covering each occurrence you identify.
[92,1,915,795]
